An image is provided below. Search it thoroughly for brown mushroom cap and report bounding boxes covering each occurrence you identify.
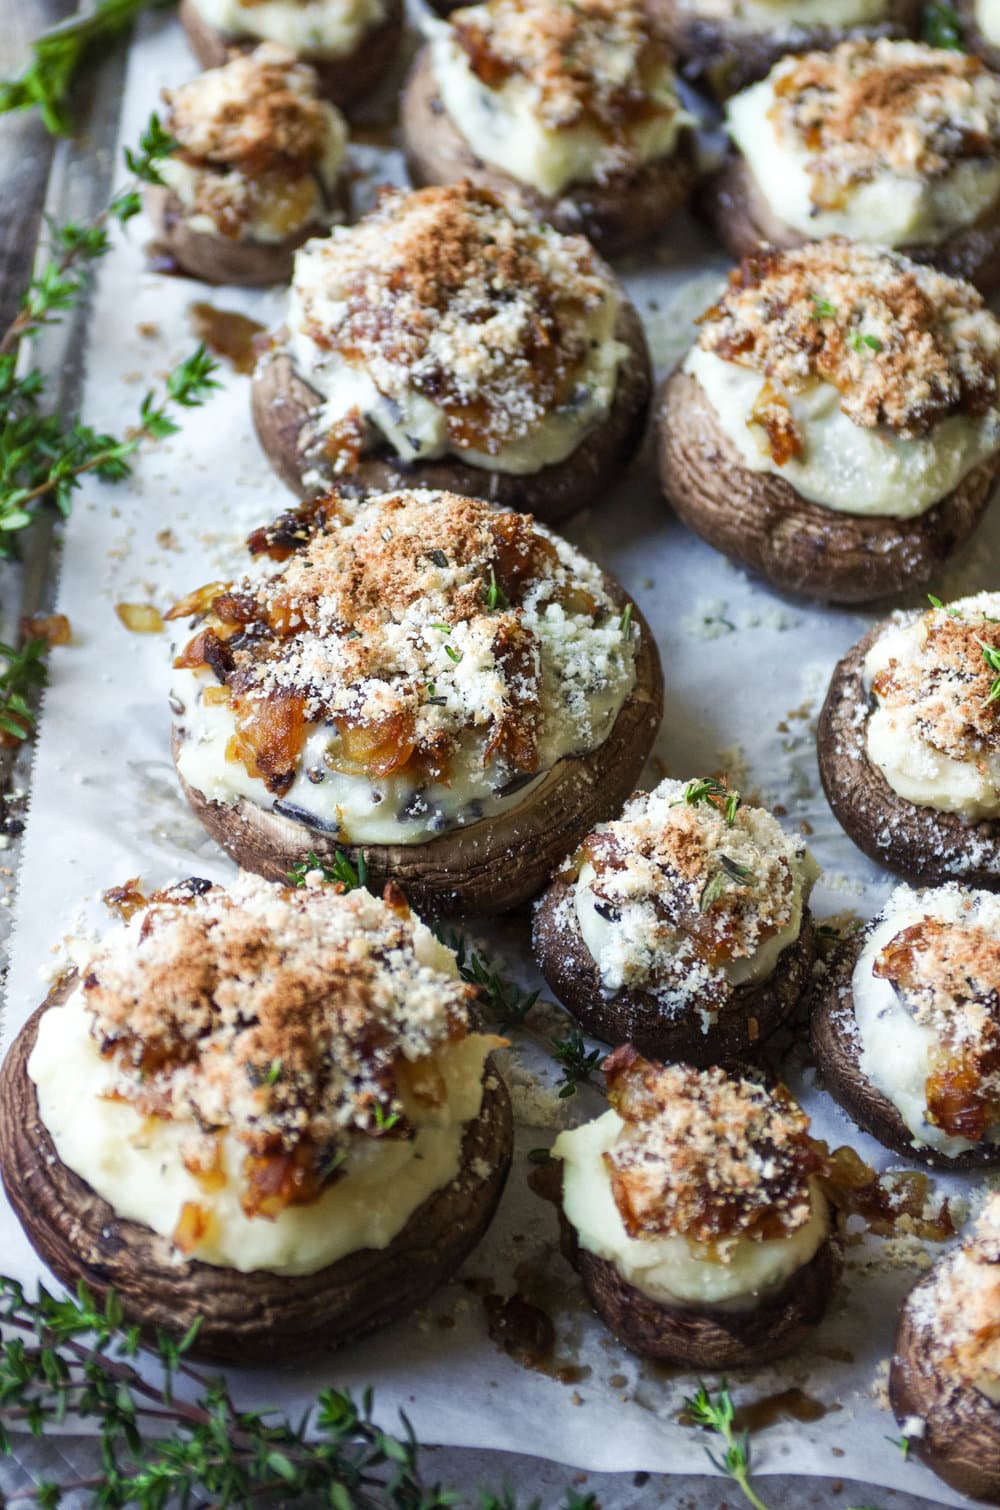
[144,178,351,288]
[533,871,816,1064]
[557,1189,842,1367]
[703,151,1000,299]
[890,1267,1000,1504]
[817,622,1000,888]
[399,45,698,257]
[178,0,404,111]
[0,981,514,1364]
[172,580,663,916]
[811,926,1000,1168]
[656,367,1000,604]
[250,298,652,525]
[647,0,920,98]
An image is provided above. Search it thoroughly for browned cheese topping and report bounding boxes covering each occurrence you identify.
[452,0,676,138]
[696,240,999,463]
[914,1191,1000,1389]
[602,1047,822,1245]
[171,488,628,798]
[871,606,1000,766]
[292,184,617,458]
[876,916,1000,1141]
[81,873,475,1219]
[769,40,1000,211]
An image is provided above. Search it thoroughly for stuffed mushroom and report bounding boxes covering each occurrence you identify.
[552,1047,842,1366]
[146,46,350,287]
[818,592,1000,886]
[179,0,403,110]
[889,1191,1000,1504]
[651,0,918,100]
[250,183,652,523]
[813,882,1000,1168]
[401,0,698,257]
[533,776,817,1063]
[0,873,513,1362]
[705,40,1000,294]
[657,240,1000,602]
[168,487,663,915]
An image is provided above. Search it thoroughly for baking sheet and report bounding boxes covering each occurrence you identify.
[3,9,1000,1502]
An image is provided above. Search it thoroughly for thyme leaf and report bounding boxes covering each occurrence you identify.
[286,849,368,891]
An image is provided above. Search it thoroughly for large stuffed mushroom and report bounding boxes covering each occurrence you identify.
[250,183,652,524]
[552,1048,842,1367]
[0,874,513,1362]
[657,241,1000,603]
[533,776,818,1063]
[817,592,1000,887]
[705,40,1000,295]
[168,488,663,916]
[401,0,698,256]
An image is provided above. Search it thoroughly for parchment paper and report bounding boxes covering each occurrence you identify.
[3,10,1000,1502]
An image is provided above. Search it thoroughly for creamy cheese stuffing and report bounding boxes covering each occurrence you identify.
[685,239,1000,515]
[189,0,386,57]
[674,0,889,33]
[863,591,1000,819]
[430,0,690,197]
[284,183,628,477]
[904,1191,1000,1402]
[159,46,347,243]
[980,0,1000,45]
[555,1051,829,1306]
[28,873,499,1275]
[559,777,815,1031]
[171,487,638,844]
[852,883,1000,1157]
[727,41,1000,248]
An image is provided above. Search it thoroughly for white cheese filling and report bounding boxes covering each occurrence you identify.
[29,984,496,1275]
[429,26,689,197]
[863,592,1000,819]
[679,0,889,32]
[189,0,386,57]
[852,884,1000,1157]
[978,0,1000,45]
[288,263,627,475]
[684,346,1000,517]
[160,103,347,244]
[726,74,1000,247]
[554,1108,828,1307]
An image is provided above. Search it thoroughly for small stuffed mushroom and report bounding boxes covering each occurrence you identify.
[553,1047,842,1367]
[889,1191,1000,1504]
[959,0,1000,71]
[178,0,403,111]
[657,240,1000,603]
[250,182,652,524]
[168,487,663,916]
[146,46,350,287]
[533,776,818,1063]
[400,0,698,257]
[813,883,1000,1168]
[705,40,1000,293]
[817,592,1000,886]
[651,0,919,100]
[0,874,513,1362]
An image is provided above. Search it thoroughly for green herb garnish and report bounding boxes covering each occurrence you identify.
[265,1058,282,1086]
[810,295,837,319]
[435,927,539,1027]
[700,855,752,911]
[619,603,634,640]
[527,1148,552,1164]
[976,636,1000,705]
[552,1029,603,1099]
[848,330,882,353]
[373,1104,401,1133]
[286,849,368,891]
[426,548,449,568]
[444,644,463,663]
[679,776,741,826]
[485,567,508,611]
[921,0,965,49]
[0,637,50,742]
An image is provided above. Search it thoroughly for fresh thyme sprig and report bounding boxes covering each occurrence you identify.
[0,0,164,135]
[679,775,741,826]
[551,1028,603,1098]
[0,638,50,743]
[436,927,539,1028]
[921,0,965,48]
[0,114,221,556]
[286,848,369,891]
[0,1277,599,1509]
[975,636,1000,706]
[700,855,752,912]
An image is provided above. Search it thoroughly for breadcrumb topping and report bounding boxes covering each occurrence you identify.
[696,240,1000,456]
[80,873,475,1197]
[603,1048,821,1248]
[908,1191,1000,1391]
[871,598,1000,767]
[571,776,809,1014]
[171,488,636,798]
[290,184,618,456]
[768,40,1000,211]
[452,0,678,138]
